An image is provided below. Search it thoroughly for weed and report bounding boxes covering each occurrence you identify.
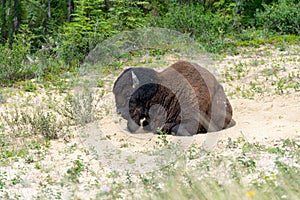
[1,108,63,139]
[250,81,263,93]
[11,175,22,185]
[237,154,256,170]
[120,143,129,148]
[97,79,104,88]
[226,137,239,149]
[0,171,7,190]
[0,89,6,104]
[25,155,34,164]
[20,80,37,92]
[187,144,200,160]
[241,88,255,99]
[156,130,169,147]
[126,156,136,164]
[0,35,34,85]
[56,88,99,126]
[66,159,85,183]
[126,171,133,185]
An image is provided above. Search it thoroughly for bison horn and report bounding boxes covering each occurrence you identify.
[131,71,140,88]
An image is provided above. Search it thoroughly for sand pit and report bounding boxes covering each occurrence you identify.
[92,45,300,153]
[77,45,300,175]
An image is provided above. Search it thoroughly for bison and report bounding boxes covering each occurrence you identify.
[113,61,233,136]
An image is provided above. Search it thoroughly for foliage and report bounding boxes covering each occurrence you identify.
[107,0,149,30]
[0,29,34,85]
[235,0,277,27]
[55,88,99,126]
[0,0,23,44]
[151,3,234,52]
[66,159,85,183]
[0,0,300,85]
[1,107,64,139]
[255,0,300,34]
[54,0,109,65]
[54,0,149,66]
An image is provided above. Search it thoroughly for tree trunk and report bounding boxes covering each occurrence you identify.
[1,0,7,43]
[13,0,19,33]
[67,0,74,22]
[103,0,109,11]
[48,0,51,20]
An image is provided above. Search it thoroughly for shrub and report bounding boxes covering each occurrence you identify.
[0,34,34,85]
[55,88,99,126]
[54,0,148,66]
[151,3,234,52]
[255,0,300,34]
[1,108,64,140]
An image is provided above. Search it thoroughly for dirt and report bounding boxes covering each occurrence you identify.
[1,44,300,199]
[79,45,300,173]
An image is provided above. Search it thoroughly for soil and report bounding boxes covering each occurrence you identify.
[1,45,299,199]
[80,45,300,172]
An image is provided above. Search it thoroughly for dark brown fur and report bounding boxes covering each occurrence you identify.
[114,61,233,136]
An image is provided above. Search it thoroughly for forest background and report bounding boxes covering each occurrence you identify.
[1,0,300,85]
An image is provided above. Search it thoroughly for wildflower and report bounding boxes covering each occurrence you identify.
[246,191,255,198]
[101,186,110,193]
[281,195,287,199]
[265,176,270,181]
[271,173,276,179]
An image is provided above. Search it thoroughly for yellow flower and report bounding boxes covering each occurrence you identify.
[246,191,255,198]
[271,174,276,179]
[265,176,270,181]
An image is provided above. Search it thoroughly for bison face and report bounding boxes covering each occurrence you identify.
[127,83,159,133]
[113,67,159,124]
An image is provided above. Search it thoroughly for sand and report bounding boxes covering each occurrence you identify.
[1,44,299,199]
[79,45,300,173]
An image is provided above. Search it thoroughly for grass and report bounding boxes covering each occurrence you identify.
[141,138,300,200]
[221,44,300,98]
[0,34,299,199]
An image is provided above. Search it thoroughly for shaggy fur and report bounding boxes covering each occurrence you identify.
[113,61,233,136]
[113,67,158,120]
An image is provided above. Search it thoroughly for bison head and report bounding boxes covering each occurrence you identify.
[113,67,158,124]
[127,83,160,132]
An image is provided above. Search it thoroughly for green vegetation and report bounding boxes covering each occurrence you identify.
[65,158,85,183]
[1,0,300,86]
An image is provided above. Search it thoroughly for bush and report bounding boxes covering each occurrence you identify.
[255,0,300,34]
[0,35,34,85]
[55,88,99,126]
[151,3,234,52]
[1,108,63,139]
[53,0,149,66]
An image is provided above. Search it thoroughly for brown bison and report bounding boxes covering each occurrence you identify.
[113,61,233,136]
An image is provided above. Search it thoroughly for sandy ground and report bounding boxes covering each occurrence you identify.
[1,45,299,199]
[92,45,300,151]
[86,91,300,169]
[78,45,300,173]
[219,95,300,140]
